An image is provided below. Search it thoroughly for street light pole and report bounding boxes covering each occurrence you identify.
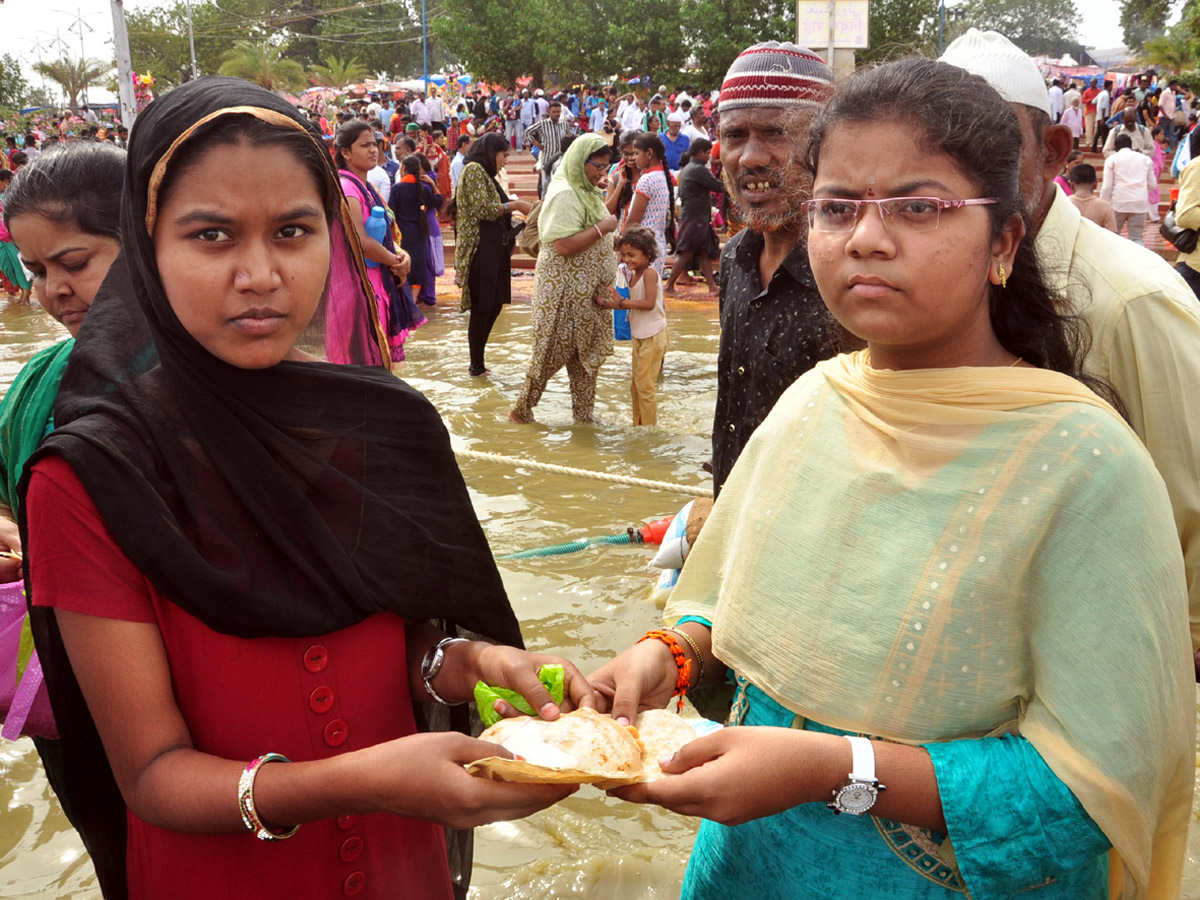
[185,0,198,79]
[110,0,137,128]
[422,0,428,94]
[939,0,946,56]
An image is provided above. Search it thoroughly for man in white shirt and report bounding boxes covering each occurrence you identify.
[411,92,431,127]
[427,91,445,129]
[1102,133,1156,246]
[1048,80,1064,122]
[682,108,708,142]
[519,90,538,132]
[1092,80,1111,152]
[588,99,607,134]
[450,133,471,192]
[1061,79,1081,116]
[943,28,1200,667]
[620,97,644,131]
[367,97,382,119]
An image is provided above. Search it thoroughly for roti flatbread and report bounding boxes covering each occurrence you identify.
[633,708,701,781]
[466,707,704,787]
[467,708,646,788]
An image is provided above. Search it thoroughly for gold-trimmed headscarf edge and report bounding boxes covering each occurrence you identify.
[144,106,311,234]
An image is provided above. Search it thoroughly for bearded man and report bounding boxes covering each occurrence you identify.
[943,29,1200,670]
[711,42,840,496]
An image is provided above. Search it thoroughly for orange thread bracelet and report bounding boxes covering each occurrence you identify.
[638,629,693,712]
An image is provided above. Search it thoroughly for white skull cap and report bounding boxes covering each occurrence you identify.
[939,28,1051,117]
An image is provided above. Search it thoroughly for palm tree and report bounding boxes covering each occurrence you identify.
[217,41,305,93]
[32,56,114,113]
[1142,25,1198,74]
[310,53,367,89]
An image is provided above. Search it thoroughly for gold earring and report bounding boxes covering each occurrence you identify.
[998,264,1007,289]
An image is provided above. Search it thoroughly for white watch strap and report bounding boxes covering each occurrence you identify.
[846,735,876,782]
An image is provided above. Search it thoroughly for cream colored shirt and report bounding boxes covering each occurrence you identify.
[1171,159,1200,275]
[1038,186,1200,646]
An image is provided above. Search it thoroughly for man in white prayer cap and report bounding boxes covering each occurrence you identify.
[942,28,1200,672]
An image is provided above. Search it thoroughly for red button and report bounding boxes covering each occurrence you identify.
[304,645,329,673]
[309,686,334,714]
[324,718,348,747]
[343,870,365,896]
[335,815,359,830]
[339,836,363,862]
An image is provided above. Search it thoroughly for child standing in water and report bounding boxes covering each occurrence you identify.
[600,228,668,426]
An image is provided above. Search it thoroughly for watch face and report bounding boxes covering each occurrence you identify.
[837,782,878,814]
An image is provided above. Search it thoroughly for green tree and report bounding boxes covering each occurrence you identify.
[605,0,686,86]
[218,40,306,92]
[1142,24,1198,72]
[126,5,199,88]
[432,0,543,84]
[0,53,29,110]
[961,0,1080,57]
[33,56,114,112]
[308,0,436,79]
[310,53,368,88]
[1120,0,1172,52]
[861,0,937,62]
[683,0,794,83]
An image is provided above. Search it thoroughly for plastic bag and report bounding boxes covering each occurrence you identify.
[474,663,565,728]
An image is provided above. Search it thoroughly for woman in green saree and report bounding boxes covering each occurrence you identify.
[0,143,125,581]
[509,134,619,424]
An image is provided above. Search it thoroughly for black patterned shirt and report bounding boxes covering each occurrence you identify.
[712,228,839,495]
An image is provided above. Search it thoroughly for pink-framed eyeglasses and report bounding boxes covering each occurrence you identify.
[802,197,999,233]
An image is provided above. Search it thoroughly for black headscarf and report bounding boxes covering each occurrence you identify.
[463,131,510,178]
[20,77,521,898]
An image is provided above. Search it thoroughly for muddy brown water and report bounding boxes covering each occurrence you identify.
[4,283,1200,899]
[0,281,714,898]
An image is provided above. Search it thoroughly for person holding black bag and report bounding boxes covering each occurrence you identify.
[1170,127,1200,298]
[447,133,531,377]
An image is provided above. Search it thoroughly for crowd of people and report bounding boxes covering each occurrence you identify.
[1,25,1199,900]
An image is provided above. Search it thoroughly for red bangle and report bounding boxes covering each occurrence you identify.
[638,629,692,712]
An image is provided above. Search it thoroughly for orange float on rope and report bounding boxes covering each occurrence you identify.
[640,516,673,546]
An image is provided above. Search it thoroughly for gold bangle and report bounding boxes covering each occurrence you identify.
[664,627,705,687]
[238,753,300,841]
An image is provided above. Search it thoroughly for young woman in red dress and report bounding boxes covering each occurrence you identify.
[20,77,593,900]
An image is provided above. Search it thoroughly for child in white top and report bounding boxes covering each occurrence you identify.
[600,227,669,425]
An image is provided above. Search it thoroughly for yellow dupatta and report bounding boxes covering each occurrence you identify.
[667,351,1193,900]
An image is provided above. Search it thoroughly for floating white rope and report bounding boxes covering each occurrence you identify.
[455,449,712,498]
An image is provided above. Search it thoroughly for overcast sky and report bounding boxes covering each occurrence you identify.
[0,0,1172,103]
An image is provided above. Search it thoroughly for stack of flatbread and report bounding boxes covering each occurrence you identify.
[466,707,702,788]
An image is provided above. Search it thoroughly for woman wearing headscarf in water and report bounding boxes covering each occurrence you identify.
[509,134,619,424]
[447,132,531,376]
[18,77,595,900]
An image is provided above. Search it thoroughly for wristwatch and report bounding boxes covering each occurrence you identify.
[421,636,469,706]
[826,735,886,816]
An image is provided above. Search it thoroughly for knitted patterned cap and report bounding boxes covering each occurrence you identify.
[939,29,1051,116]
[719,41,833,112]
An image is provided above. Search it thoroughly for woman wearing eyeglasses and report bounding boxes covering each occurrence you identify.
[588,58,1192,900]
[510,135,619,424]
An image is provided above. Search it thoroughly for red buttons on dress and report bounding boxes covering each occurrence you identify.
[335,815,359,830]
[303,645,329,672]
[324,718,349,747]
[343,871,366,896]
[339,836,364,862]
[309,686,334,714]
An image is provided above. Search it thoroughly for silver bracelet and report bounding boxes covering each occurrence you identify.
[594,224,604,241]
[421,636,469,705]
